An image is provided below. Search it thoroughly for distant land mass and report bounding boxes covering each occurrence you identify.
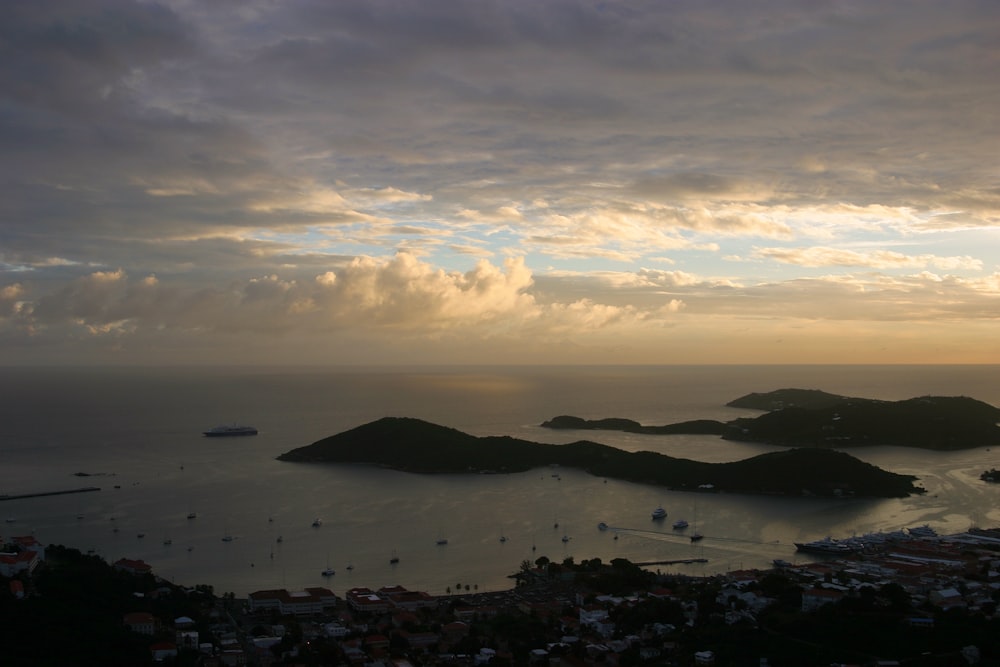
[277,417,922,498]
[541,389,1000,451]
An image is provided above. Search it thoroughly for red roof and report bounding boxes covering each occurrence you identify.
[114,558,152,573]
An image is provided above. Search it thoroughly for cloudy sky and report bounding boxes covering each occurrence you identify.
[2,0,998,365]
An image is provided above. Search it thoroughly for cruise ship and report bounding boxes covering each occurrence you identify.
[203,424,258,437]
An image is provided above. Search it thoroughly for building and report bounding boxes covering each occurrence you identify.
[801,588,845,612]
[247,587,337,616]
[124,611,156,635]
[346,587,392,614]
[113,558,153,575]
[0,549,39,577]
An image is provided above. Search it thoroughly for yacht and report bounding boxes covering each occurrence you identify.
[651,506,667,520]
[794,536,857,555]
[673,519,689,530]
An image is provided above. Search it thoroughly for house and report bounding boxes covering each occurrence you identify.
[177,630,199,649]
[124,611,156,635]
[150,641,178,662]
[694,649,715,665]
[175,615,196,629]
[801,588,845,612]
[0,549,39,577]
[113,558,153,575]
[930,588,966,610]
[441,621,469,642]
[398,630,440,648]
[11,535,44,561]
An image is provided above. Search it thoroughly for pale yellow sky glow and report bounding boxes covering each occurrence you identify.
[1,1,998,365]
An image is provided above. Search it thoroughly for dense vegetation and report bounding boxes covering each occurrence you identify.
[0,545,215,666]
[542,389,1000,451]
[277,417,922,497]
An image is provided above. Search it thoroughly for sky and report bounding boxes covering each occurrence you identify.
[1,0,999,365]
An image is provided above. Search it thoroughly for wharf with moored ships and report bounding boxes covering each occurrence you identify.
[794,525,939,556]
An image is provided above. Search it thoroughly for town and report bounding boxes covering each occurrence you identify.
[3,527,1000,666]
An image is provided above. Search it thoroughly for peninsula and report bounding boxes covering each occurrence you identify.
[541,389,1000,451]
[277,417,922,497]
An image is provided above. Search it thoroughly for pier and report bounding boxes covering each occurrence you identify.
[0,487,101,502]
[634,558,708,566]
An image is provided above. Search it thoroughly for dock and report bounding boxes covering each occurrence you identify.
[0,487,101,502]
[634,558,708,566]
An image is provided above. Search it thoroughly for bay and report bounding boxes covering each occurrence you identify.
[1,365,998,598]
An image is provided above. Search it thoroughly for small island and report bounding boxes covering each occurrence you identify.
[541,389,1000,451]
[277,417,922,498]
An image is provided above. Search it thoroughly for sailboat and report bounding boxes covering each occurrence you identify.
[689,497,703,541]
[389,549,399,564]
[321,555,335,577]
[221,522,233,542]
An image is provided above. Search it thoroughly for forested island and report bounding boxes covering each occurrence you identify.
[277,417,922,497]
[541,389,1000,451]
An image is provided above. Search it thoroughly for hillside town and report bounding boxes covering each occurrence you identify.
[4,527,1000,665]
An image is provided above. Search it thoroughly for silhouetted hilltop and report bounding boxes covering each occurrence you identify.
[726,388,850,411]
[728,394,1000,450]
[541,390,1000,451]
[540,415,728,435]
[277,417,922,497]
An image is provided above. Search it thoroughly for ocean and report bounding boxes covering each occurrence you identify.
[1,365,998,598]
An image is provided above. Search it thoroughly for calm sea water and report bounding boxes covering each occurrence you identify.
[1,365,998,598]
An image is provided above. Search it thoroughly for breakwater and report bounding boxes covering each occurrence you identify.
[0,487,101,502]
